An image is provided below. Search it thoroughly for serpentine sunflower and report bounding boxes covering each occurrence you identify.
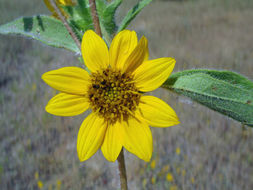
[42,30,180,162]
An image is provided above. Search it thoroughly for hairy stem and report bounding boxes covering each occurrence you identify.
[89,0,102,37]
[117,149,128,190]
[48,0,81,51]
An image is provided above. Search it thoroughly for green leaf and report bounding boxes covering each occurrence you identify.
[63,0,93,31]
[96,0,122,44]
[102,0,122,36]
[96,0,107,12]
[163,70,253,126]
[118,0,152,32]
[0,15,80,53]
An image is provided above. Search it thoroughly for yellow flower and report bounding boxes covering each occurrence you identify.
[43,0,75,19]
[170,185,178,190]
[150,159,156,169]
[37,180,43,189]
[166,173,174,182]
[56,180,62,190]
[34,171,39,180]
[42,30,180,162]
[181,169,186,177]
[191,177,195,184]
[151,176,156,184]
[58,0,74,5]
[176,147,181,155]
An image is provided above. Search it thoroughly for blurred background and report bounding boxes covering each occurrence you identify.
[0,0,252,189]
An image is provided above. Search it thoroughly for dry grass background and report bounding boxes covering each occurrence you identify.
[0,0,253,189]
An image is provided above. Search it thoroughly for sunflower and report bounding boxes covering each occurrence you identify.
[42,30,180,162]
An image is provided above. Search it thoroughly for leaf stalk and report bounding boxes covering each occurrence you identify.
[89,0,102,37]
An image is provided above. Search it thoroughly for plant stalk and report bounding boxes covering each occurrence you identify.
[48,0,81,51]
[117,149,128,190]
[88,1,127,189]
[89,0,102,37]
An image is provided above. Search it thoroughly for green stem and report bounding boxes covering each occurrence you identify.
[117,149,128,190]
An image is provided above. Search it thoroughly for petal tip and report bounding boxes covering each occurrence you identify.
[77,147,90,162]
[41,73,47,81]
[175,119,180,125]
[83,29,95,36]
[77,153,88,162]
[105,157,117,162]
[44,105,55,116]
[45,105,49,113]
[142,154,152,162]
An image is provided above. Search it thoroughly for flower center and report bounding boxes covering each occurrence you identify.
[88,68,141,124]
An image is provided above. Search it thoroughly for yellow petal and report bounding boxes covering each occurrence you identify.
[123,36,149,73]
[42,67,90,95]
[77,113,107,162]
[138,96,180,127]
[43,0,72,19]
[81,30,109,72]
[101,122,123,162]
[133,58,175,92]
[57,0,75,6]
[44,0,56,13]
[109,30,138,70]
[46,93,89,116]
[122,117,152,162]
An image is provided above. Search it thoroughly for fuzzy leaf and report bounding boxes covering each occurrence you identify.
[96,0,122,44]
[163,70,253,126]
[63,0,93,31]
[0,15,80,53]
[96,0,107,11]
[118,0,152,32]
[102,0,122,35]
